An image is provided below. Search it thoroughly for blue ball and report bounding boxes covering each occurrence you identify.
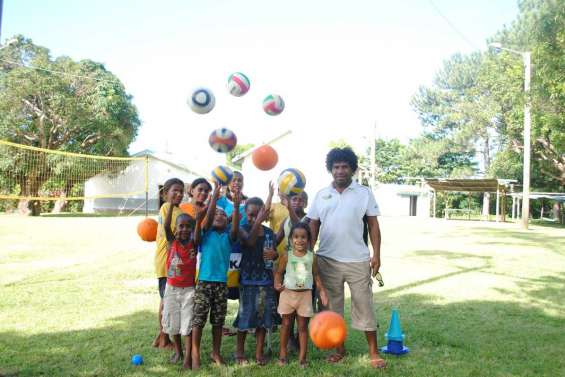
[131,354,143,365]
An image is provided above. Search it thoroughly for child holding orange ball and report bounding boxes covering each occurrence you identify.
[274,222,328,368]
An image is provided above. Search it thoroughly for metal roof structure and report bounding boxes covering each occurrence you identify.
[424,178,517,193]
[509,192,565,202]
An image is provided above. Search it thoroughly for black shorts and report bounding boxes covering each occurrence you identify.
[158,277,167,299]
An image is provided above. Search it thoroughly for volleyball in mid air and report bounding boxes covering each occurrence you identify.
[262,94,285,116]
[188,87,215,114]
[211,165,234,186]
[208,128,237,153]
[227,72,251,97]
[277,168,306,195]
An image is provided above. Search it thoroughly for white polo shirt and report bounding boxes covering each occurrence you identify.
[308,180,380,263]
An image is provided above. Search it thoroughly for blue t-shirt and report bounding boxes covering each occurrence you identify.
[199,228,233,283]
[217,196,248,226]
[239,224,275,286]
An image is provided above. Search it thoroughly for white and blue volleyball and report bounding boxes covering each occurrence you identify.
[211,165,234,186]
[227,72,251,97]
[188,87,215,114]
[208,127,237,153]
[263,94,285,116]
[278,168,306,195]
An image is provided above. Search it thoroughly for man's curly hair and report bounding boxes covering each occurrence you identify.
[325,147,358,173]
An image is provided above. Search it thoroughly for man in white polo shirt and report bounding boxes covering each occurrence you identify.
[309,147,386,369]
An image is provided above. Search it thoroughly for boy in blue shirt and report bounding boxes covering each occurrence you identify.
[191,184,240,370]
[233,183,278,366]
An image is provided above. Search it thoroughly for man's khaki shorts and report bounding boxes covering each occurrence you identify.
[317,256,377,331]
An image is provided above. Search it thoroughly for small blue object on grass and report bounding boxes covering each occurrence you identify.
[131,354,144,365]
[380,309,410,355]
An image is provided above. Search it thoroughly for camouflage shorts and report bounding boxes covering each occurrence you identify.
[192,281,228,328]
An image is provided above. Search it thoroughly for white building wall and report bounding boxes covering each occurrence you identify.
[83,157,199,214]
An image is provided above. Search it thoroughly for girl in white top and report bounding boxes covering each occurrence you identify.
[274,222,328,368]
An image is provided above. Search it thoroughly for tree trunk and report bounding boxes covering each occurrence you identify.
[482,192,490,218]
[18,172,47,217]
[51,181,73,214]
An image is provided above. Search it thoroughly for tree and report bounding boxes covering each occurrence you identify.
[487,0,565,188]
[226,143,254,170]
[0,35,140,215]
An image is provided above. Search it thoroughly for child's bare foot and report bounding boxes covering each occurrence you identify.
[299,359,308,369]
[152,332,160,347]
[210,352,225,366]
[278,357,288,366]
[157,333,174,349]
[234,353,248,365]
[170,351,183,364]
[182,354,191,369]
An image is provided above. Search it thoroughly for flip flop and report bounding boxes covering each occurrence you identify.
[278,357,288,366]
[256,357,267,366]
[326,353,345,363]
[233,353,248,365]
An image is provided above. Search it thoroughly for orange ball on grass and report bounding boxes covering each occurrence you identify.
[309,311,348,349]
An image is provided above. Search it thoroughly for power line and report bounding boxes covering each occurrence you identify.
[0,57,122,84]
[428,0,479,50]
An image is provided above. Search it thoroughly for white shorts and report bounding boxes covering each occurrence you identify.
[162,285,195,336]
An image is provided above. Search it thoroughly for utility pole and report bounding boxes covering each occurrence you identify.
[0,0,4,43]
[371,122,377,189]
[488,43,532,230]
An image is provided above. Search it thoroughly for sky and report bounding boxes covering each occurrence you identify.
[2,0,519,181]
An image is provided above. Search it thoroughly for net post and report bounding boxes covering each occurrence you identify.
[144,155,149,217]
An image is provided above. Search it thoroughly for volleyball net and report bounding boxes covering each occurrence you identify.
[0,139,148,202]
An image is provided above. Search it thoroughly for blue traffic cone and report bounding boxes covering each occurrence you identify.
[381,309,409,355]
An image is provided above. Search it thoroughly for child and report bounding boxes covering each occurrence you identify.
[216,171,248,225]
[275,191,309,253]
[275,222,328,368]
[180,178,212,223]
[234,183,278,366]
[153,178,184,349]
[162,192,198,368]
[274,191,310,349]
[191,184,240,370]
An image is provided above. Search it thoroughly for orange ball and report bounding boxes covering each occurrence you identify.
[252,145,279,171]
[137,218,158,242]
[309,311,347,349]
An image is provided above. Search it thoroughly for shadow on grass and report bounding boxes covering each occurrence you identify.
[494,272,565,315]
[2,292,564,377]
[463,226,565,257]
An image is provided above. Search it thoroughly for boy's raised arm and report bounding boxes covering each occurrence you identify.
[230,192,241,242]
[203,183,220,231]
[193,208,205,246]
[242,182,273,247]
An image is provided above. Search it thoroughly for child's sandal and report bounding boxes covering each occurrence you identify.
[278,357,288,366]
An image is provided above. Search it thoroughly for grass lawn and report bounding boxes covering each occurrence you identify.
[0,215,564,377]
